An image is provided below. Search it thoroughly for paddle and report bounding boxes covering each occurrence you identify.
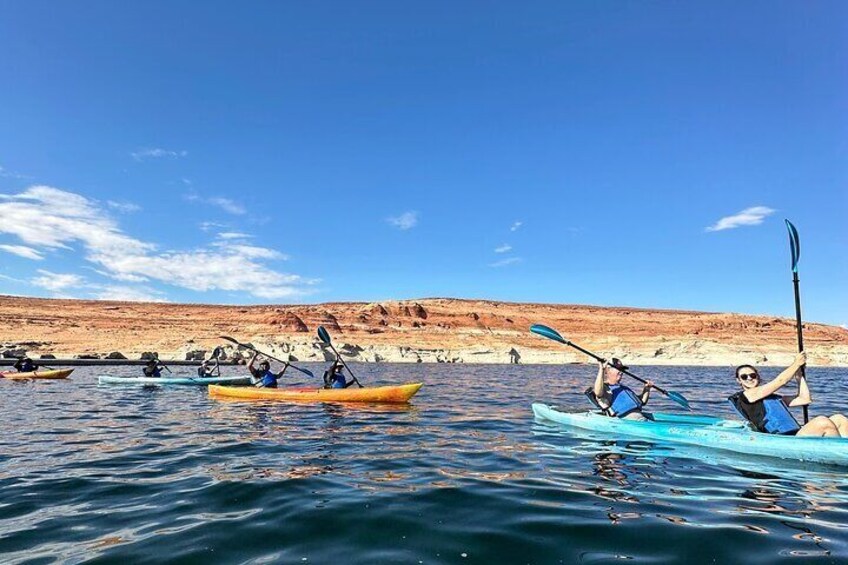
[152,355,172,374]
[218,336,315,378]
[317,326,363,388]
[530,324,691,410]
[785,219,809,424]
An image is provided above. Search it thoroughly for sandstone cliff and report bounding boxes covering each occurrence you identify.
[1,295,847,366]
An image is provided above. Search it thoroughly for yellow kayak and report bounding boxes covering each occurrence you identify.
[0,368,74,380]
[209,382,423,403]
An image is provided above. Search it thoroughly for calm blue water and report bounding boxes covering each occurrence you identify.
[2,364,848,563]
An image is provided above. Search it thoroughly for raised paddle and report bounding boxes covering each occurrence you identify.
[317,326,363,388]
[530,323,691,411]
[218,336,315,378]
[785,219,809,424]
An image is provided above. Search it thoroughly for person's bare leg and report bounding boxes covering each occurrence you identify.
[797,416,840,437]
[828,414,848,437]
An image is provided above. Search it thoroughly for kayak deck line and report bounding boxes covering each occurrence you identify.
[532,403,848,466]
[208,382,424,403]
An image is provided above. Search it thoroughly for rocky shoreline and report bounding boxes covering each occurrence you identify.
[2,295,847,367]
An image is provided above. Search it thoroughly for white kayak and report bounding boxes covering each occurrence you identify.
[532,403,848,467]
[98,375,251,386]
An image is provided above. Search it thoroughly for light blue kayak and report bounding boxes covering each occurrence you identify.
[532,403,848,466]
[98,375,251,386]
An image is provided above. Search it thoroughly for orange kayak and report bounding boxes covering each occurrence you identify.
[209,382,423,403]
[0,368,74,380]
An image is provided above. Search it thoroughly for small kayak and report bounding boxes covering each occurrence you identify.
[209,382,423,403]
[98,375,251,386]
[532,403,848,466]
[0,368,74,380]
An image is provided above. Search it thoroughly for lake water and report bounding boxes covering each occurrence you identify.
[2,363,848,563]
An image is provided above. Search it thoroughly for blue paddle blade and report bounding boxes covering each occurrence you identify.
[785,219,800,273]
[530,324,568,344]
[317,326,331,345]
[666,391,691,411]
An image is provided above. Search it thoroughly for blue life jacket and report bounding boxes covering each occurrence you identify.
[143,366,161,378]
[330,373,347,389]
[607,384,643,418]
[259,370,278,388]
[728,392,800,435]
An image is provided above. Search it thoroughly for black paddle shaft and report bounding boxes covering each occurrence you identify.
[325,342,363,388]
[565,340,671,396]
[792,273,810,424]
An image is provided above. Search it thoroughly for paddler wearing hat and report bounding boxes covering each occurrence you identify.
[589,357,655,421]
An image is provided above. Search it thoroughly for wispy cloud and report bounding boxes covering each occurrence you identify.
[0,165,30,180]
[217,232,252,240]
[490,257,522,268]
[93,285,168,302]
[387,211,418,230]
[31,270,85,292]
[208,197,245,215]
[0,185,314,300]
[107,200,141,213]
[0,244,44,260]
[185,191,246,215]
[131,148,188,161]
[706,206,776,232]
[510,221,523,232]
[494,244,512,254]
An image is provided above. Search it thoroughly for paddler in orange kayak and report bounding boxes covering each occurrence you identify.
[247,353,286,388]
[13,356,39,372]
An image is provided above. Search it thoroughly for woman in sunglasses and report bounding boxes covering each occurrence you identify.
[729,352,848,437]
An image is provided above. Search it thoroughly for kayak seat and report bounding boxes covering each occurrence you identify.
[584,387,612,416]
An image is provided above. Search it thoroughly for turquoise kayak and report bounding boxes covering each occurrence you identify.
[98,375,251,386]
[532,403,848,466]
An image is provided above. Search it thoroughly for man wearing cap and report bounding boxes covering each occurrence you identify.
[590,357,654,421]
[247,352,284,388]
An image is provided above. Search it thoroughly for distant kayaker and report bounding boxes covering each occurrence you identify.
[247,353,284,388]
[197,359,218,378]
[729,352,848,437]
[323,361,352,389]
[13,357,38,372]
[588,358,654,421]
[142,359,165,378]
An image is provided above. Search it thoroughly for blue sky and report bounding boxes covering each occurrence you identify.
[0,2,845,325]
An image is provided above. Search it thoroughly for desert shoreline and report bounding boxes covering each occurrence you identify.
[2,295,847,367]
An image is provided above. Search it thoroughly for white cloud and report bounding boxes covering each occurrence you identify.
[184,192,246,215]
[94,285,168,302]
[131,148,188,161]
[387,211,418,230]
[217,232,252,240]
[510,221,523,232]
[490,257,522,268]
[0,185,313,300]
[107,200,141,213]
[706,206,776,232]
[31,270,85,292]
[199,221,227,232]
[0,244,44,260]
[494,244,512,254]
[0,165,30,180]
[208,197,246,215]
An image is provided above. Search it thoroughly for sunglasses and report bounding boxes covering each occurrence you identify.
[737,372,759,381]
